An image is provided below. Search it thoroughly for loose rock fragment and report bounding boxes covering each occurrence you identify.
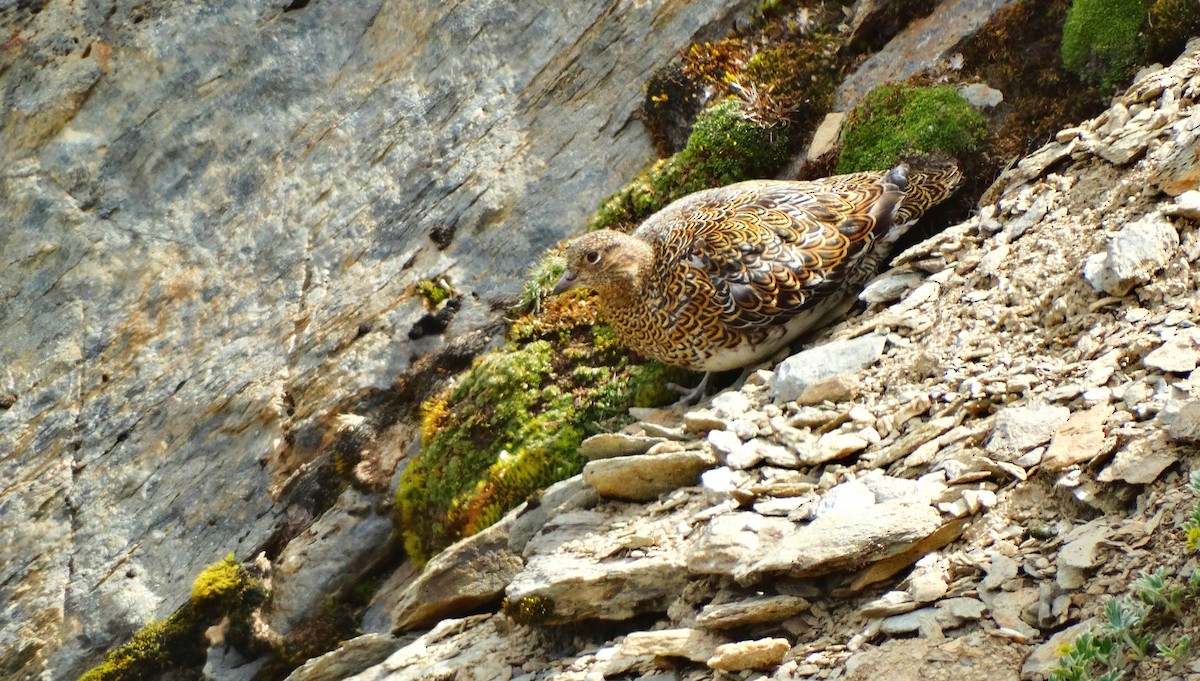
[985,402,1070,463]
[696,595,811,629]
[583,450,716,501]
[771,334,887,403]
[1082,212,1179,296]
[706,638,791,671]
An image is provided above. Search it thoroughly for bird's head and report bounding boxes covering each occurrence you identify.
[553,230,651,296]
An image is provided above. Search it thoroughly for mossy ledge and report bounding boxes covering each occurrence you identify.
[395,289,689,566]
[78,556,261,681]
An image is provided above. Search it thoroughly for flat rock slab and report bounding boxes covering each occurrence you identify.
[833,0,1017,111]
[707,638,790,671]
[1042,404,1114,471]
[583,449,717,501]
[389,516,523,633]
[619,629,726,663]
[735,500,944,585]
[985,402,1070,463]
[579,433,666,460]
[697,595,811,629]
[1083,212,1180,296]
[771,334,887,403]
[505,500,704,623]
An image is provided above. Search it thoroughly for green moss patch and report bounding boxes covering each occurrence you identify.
[836,84,988,174]
[1060,0,1147,92]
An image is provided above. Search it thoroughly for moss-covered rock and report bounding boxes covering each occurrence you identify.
[836,84,988,173]
[590,97,792,232]
[395,306,690,566]
[1060,0,1147,92]
[79,556,259,681]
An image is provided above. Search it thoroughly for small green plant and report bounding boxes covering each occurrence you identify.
[836,84,987,173]
[515,251,566,315]
[1156,636,1190,665]
[1049,469,1200,681]
[1060,0,1146,92]
[416,278,453,308]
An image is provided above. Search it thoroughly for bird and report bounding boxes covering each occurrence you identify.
[552,163,962,403]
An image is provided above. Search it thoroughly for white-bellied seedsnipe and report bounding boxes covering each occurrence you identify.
[553,163,962,402]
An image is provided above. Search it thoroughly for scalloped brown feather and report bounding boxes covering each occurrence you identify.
[557,163,961,372]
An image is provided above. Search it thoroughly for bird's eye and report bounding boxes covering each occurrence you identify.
[584,251,601,265]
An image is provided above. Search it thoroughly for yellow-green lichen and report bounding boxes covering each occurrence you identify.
[190,554,243,603]
[836,84,988,173]
[1060,0,1147,92]
[503,595,555,626]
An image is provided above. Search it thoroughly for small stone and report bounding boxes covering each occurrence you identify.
[985,402,1070,463]
[701,467,742,501]
[696,595,810,629]
[1143,335,1200,373]
[860,590,918,617]
[935,597,986,628]
[706,638,790,672]
[1042,404,1114,471]
[1097,431,1178,484]
[749,439,801,468]
[981,552,1019,591]
[805,112,845,161]
[583,450,717,501]
[958,82,1003,109]
[1163,189,1200,220]
[1161,398,1200,442]
[707,430,744,458]
[771,334,887,403]
[1082,211,1179,296]
[880,608,937,635]
[803,431,870,465]
[753,496,807,516]
[620,629,725,663]
[859,270,926,304]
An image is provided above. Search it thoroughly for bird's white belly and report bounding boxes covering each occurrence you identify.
[691,293,857,372]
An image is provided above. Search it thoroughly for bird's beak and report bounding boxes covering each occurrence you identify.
[552,270,578,295]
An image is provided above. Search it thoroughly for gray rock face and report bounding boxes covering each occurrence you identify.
[832,0,1016,111]
[0,0,752,675]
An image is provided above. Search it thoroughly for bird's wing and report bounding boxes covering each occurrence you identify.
[643,175,904,333]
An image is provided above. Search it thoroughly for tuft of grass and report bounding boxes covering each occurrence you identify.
[1060,0,1147,93]
[416,278,453,309]
[836,84,987,173]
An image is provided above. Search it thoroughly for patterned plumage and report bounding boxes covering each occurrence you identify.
[554,163,961,385]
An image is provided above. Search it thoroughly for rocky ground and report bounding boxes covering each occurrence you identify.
[286,41,1200,681]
